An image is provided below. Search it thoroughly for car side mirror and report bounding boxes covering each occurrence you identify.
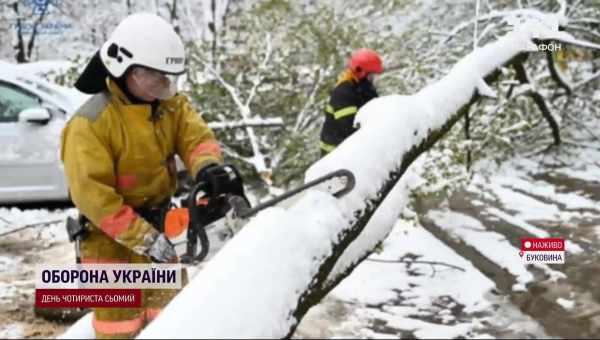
[18,107,51,125]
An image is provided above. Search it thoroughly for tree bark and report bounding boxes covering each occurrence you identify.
[465,106,472,170]
[12,1,26,63]
[166,0,180,34]
[26,2,49,61]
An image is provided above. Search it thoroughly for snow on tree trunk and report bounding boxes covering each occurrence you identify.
[138,16,570,339]
[60,9,592,340]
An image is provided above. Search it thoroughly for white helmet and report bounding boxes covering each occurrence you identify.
[100,13,185,78]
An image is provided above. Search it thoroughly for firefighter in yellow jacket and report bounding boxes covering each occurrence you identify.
[61,13,242,338]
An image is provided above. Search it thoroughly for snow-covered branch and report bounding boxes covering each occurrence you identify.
[293,68,323,133]
[245,33,273,108]
[201,49,271,177]
[208,117,284,130]
[572,70,600,90]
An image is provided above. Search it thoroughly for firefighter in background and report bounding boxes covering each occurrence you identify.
[319,48,383,156]
[61,13,242,338]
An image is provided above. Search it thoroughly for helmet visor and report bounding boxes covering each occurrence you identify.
[131,67,179,100]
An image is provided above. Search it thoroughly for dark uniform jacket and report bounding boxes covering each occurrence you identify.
[319,79,378,154]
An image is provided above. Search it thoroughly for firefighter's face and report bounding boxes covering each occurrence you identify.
[366,73,379,83]
[129,67,178,101]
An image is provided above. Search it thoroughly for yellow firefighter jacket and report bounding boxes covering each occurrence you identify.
[60,78,222,257]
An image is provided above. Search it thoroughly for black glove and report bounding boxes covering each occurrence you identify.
[193,164,250,227]
[195,164,246,200]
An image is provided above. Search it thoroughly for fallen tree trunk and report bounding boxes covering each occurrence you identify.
[61,9,592,340]
[140,21,557,339]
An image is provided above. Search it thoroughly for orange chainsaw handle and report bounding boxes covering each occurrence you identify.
[164,198,209,239]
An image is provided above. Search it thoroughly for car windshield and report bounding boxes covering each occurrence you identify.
[16,76,58,98]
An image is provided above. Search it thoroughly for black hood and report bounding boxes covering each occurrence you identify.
[74,50,110,94]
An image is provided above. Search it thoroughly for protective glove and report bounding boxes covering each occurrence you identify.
[145,233,178,263]
[195,163,246,199]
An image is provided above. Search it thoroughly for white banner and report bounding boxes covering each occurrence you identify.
[36,264,183,289]
[522,251,565,264]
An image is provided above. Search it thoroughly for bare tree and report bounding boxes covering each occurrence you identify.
[11,0,49,63]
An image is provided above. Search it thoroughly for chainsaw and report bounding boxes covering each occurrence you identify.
[176,165,355,264]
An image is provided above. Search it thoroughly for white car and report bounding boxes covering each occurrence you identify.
[0,61,88,203]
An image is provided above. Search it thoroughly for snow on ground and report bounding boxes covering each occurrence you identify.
[486,174,597,211]
[469,149,596,257]
[484,207,550,237]
[0,324,24,339]
[478,180,562,222]
[297,219,549,339]
[0,206,75,339]
[556,298,575,311]
[334,219,495,313]
[5,132,597,339]
[553,167,599,184]
[0,207,76,239]
[427,209,534,291]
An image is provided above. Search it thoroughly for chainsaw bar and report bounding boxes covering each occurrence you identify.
[230,169,355,220]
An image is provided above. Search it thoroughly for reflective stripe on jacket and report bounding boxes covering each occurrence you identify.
[319,78,378,153]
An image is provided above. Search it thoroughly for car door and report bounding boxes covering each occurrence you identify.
[0,81,67,203]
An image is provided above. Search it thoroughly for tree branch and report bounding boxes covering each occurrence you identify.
[0,219,63,237]
[208,118,284,130]
[12,1,26,63]
[366,258,466,272]
[27,0,49,60]
[294,68,323,133]
[245,33,272,107]
[572,70,600,90]
[512,54,561,146]
[202,58,270,176]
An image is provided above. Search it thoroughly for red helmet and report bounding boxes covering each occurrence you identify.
[348,48,383,79]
